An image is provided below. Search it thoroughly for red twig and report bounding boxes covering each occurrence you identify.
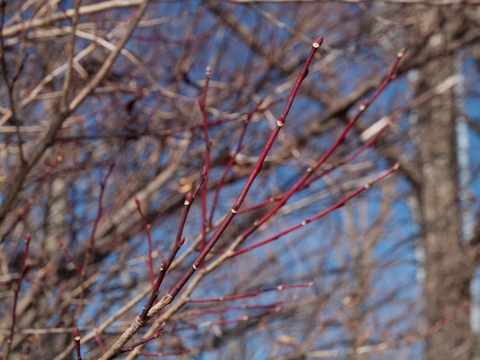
[76,162,114,320]
[82,161,115,274]
[138,170,206,321]
[100,37,323,359]
[188,281,313,303]
[200,67,211,260]
[225,51,403,256]
[135,197,155,286]
[56,235,82,275]
[179,298,296,318]
[236,120,391,215]
[94,326,106,354]
[197,305,283,328]
[301,119,392,189]
[142,348,195,357]
[73,327,82,360]
[119,323,166,353]
[208,99,266,226]
[232,164,399,257]
[164,36,324,304]
[4,234,30,359]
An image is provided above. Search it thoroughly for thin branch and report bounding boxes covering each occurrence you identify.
[60,0,82,111]
[0,0,151,227]
[232,165,399,257]
[200,67,211,257]
[138,171,205,321]
[73,327,82,360]
[4,234,30,360]
[209,99,264,224]
[119,323,165,354]
[188,281,313,302]
[98,35,323,360]
[77,162,115,319]
[135,197,155,286]
[1,0,146,38]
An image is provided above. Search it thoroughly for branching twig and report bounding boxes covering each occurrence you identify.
[232,164,399,257]
[119,323,165,354]
[0,0,152,227]
[138,170,205,321]
[98,35,323,360]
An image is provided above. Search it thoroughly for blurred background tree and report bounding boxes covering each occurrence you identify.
[1,1,480,359]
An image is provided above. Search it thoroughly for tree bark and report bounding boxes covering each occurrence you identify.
[414,8,475,359]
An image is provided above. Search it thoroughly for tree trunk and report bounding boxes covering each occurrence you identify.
[414,9,475,359]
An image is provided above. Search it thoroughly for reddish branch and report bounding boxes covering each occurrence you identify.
[223,51,403,256]
[141,348,195,357]
[138,170,206,321]
[232,164,399,257]
[77,162,114,320]
[82,162,115,275]
[94,326,106,354]
[165,36,324,302]
[56,235,82,275]
[98,36,323,360]
[200,67,211,256]
[208,99,266,225]
[197,306,283,328]
[188,281,313,302]
[135,197,155,286]
[237,118,392,215]
[4,234,30,360]
[179,298,296,318]
[119,323,166,354]
[73,327,82,360]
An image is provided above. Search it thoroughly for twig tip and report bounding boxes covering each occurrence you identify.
[73,327,81,342]
[312,35,323,48]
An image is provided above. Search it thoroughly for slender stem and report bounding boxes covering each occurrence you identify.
[225,51,404,255]
[232,164,399,257]
[4,234,30,360]
[56,235,82,275]
[77,162,114,319]
[73,327,82,360]
[188,281,313,302]
[200,67,211,258]
[98,36,323,360]
[60,0,82,112]
[196,306,282,328]
[119,323,166,353]
[208,100,265,225]
[135,197,155,286]
[138,171,205,321]
[141,349,194,357]
[166,36,323,302]
[236,119,391,215]
[178,299,296,318]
